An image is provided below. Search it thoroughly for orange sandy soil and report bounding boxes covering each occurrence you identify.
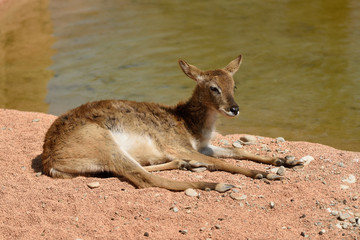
[0,108,359,240]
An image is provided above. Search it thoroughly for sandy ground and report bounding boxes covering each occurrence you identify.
[0,108,359,240]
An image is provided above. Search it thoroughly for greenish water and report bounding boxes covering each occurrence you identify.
[1,0,359,151]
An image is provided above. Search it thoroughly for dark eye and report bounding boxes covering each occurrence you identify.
[210,86,221,94]
[234,85,237,91]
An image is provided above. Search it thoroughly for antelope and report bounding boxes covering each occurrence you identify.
[41,55,303,192]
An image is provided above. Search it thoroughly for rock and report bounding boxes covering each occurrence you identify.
[215,224,221,229]
[319,229,326,235]
[230,193,247,201]
[171,207,179,213]
[276,137,285,143]
[240,135,257,144]
[340,185,349,190]
[331,210,339,216]
[342,174,356,184]
[270,167,279,174]
[232,140,242,148]
[277,166,286,176]
[185,188,198,197]
[32,119,40,122]
[300,155,314,166]
[269,202,275,209]
[87,182,100,189]
[191,167,207,172]
[300,232,308,237]
[338,162,345,168]
[338,212,350,221]
[35,172,42,177]
[179,229,188,235]
[144,232,149,237]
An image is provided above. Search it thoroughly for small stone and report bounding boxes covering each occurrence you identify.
[214,224,221,229]
[277,166,286,176]
[341,222,349,229]
[276,137,285,143]
[300,156,314,166]
[230,193,247,201]
[232,140,242,148]
[171,207,179,213]
[349,218,356,223]
[331,210,339,216]
[191,167,207,172]
[338,212,350,221]
[342,174,356,184]
[338,162,345,168]
[270,167,279,174]
[300,231,308,237]
[35,172,42,177]
[87,182,100,189]
[144,232,149,237]
[319,229,326,235]
[200,227,206,232]
[240,135,257,144]
[269,202,275,209]
[340,185,349,190]
[185,188,198,197]
[21,166,26,170]
[32,119,40,122]
[179,229,188,235]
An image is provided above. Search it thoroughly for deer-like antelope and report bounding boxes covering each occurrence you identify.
[42,55,303,192]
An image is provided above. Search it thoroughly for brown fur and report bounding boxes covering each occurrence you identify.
[42,55,303,192]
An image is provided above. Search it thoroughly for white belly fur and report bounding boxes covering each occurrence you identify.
[110,131,165,166]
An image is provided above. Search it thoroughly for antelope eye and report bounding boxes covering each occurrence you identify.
[210,86,221,94]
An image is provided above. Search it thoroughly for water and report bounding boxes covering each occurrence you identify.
[0,0,359,151]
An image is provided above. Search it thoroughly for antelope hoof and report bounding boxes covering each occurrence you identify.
[266,173,283,181]
[254,173,264,179]
[215,183,234,193]
[275,156,304,168]
[189,160,209,168]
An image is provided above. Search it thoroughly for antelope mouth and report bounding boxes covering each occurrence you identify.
[220,108,239,117]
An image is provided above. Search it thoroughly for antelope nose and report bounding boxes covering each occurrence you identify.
[230,106,239,116]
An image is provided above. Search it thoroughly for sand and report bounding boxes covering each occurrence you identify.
[0,108,359,239]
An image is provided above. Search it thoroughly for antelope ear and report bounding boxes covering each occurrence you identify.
[178,59,203,82]
[223,55,242,76]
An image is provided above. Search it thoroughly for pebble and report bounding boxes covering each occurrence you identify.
[338,212,350,221]
[300,155,314,166]
[171,207,179,213]
[35,172,42,177]
[144,232,149,237]
[277,166,286,176]
[269,202,275,209]
[185,188,198,197]
[319,229,326,235]
[340,185,349,190]
[32,119,40,122]
[338,162,345,168]
[300,232,308,237]
[232,140,242,148]
[230,193,247,201]
[342,174,356,184]
[276,137,285,143]
[214,224,221,229]
[87,182,100,189]
[191,167,207,172]
[240,135,257,144]
[179,229,188,235]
